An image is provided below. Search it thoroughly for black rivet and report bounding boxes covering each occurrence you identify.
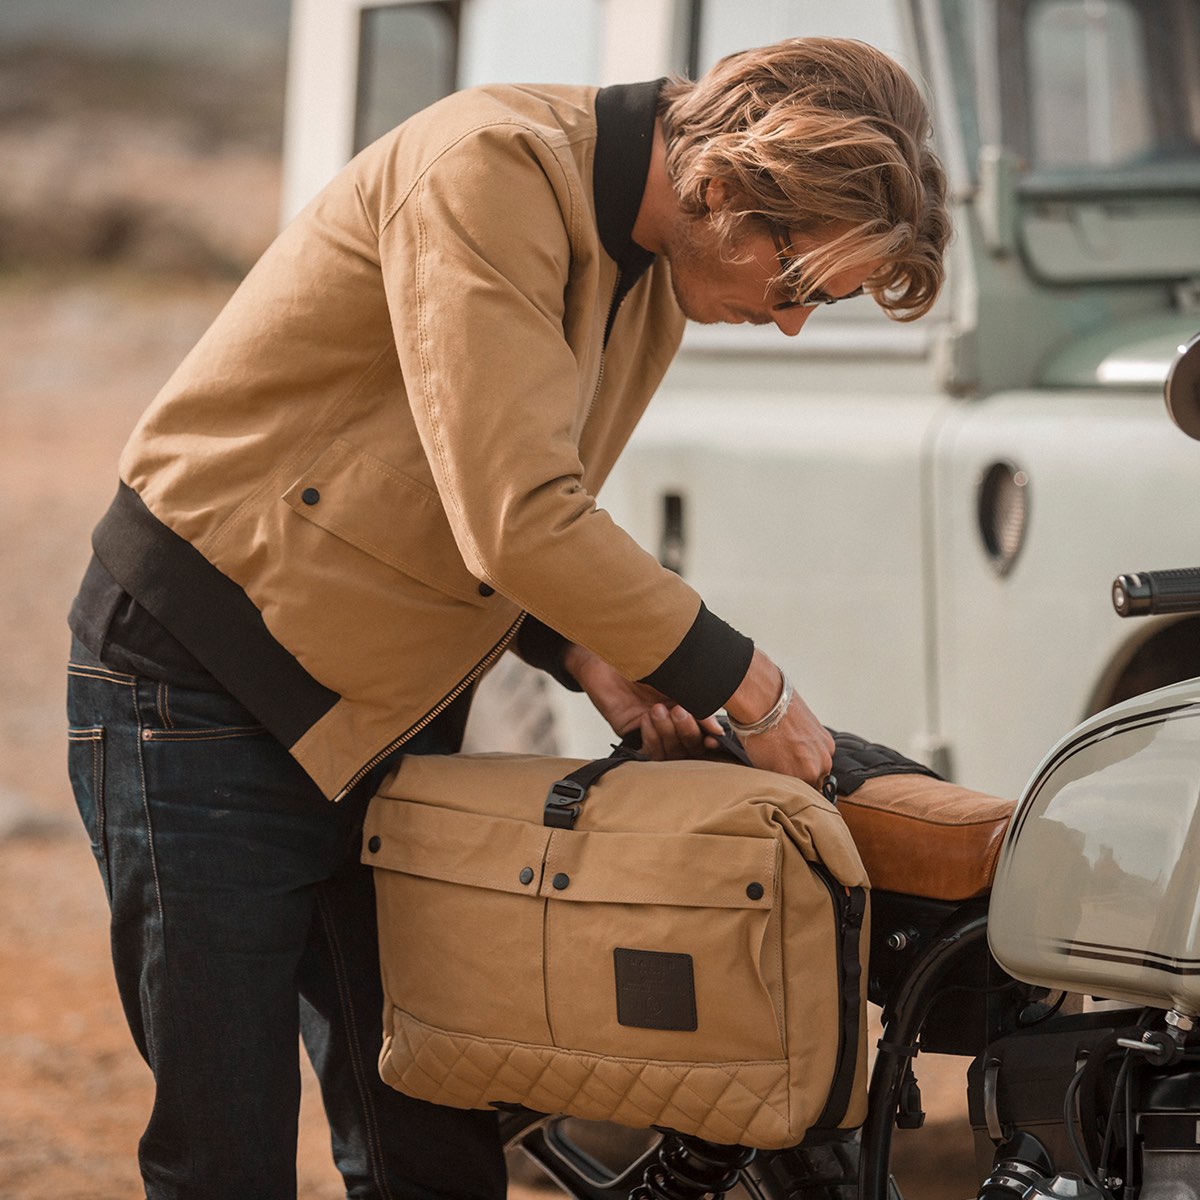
[519,867,534,885]
[301,487,320,506]
[367,835,381,853]
[746,882,764,901]
[552,872,570,890]
[478,582,495,597]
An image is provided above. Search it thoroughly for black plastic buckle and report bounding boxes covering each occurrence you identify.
[544,778,586,829]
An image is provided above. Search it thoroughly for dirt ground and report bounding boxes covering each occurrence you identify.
[0,271,376,1200]
[0,271,980,1198]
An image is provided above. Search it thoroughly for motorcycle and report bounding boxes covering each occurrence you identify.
[497,329,1200,1200]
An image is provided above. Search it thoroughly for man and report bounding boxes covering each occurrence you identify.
[66,36,949,1200]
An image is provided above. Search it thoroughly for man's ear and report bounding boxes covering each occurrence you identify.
[703,178,731,213]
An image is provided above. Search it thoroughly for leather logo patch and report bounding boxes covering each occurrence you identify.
[613,948,697,1031]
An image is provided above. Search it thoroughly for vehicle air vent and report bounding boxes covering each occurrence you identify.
[977,462,1029,577]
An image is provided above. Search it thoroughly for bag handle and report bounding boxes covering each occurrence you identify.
[543,724,842,830]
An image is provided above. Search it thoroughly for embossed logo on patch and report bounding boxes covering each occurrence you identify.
[613,948,697,1031]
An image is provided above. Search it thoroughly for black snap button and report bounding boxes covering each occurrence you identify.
[478,582,495,597]
[367,835,382,853]
[746,882,764,901]
[552,872,570,891]
[301,487,320,506]
[519,867,535,885]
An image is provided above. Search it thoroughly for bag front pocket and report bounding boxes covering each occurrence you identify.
[364,797,555,1046]
[540,827,785,1062]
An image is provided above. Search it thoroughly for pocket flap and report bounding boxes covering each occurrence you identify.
[364,796,552,895]
[542,828,778,909]
[284,438,488,605]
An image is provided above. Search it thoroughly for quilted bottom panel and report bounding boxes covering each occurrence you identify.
[380,1005,798,1149]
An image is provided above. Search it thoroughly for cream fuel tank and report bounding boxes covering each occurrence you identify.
[990,333,1200,1022]
[989,675,1200,1014]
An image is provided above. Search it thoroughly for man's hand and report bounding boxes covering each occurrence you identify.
[563,644,724,760]
[725,648,834,788]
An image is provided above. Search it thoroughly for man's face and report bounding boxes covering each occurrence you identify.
[661,213,879,337]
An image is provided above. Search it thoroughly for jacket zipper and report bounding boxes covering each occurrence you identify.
[583,271,621,426]
[332,611,527,802]
[602,269,623,345]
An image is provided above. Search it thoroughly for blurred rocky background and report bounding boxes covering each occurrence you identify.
[0,5,333,1197]
[0,1,288,278]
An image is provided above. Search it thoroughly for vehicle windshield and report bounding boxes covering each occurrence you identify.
[949,0,1200,194]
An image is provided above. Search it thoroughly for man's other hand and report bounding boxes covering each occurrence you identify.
[563,644,724,760]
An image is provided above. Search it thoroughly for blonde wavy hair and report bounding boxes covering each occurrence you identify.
[660,38,950,320]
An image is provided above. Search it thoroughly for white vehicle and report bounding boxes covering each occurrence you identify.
[283,0,1200,798]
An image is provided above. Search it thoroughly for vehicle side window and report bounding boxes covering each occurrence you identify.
[355,2,460,152]
[1027,0,1151,170]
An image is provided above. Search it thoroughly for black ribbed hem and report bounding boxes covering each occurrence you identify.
[638,602,754,718]
[69,553,226,691]
[91,482,340,748]
[514,617,583,693]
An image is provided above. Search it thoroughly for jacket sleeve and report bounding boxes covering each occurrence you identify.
[513,617,581,693]
[377,121,751,716]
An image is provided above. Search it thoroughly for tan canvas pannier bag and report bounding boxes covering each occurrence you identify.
[362,751,870,1150]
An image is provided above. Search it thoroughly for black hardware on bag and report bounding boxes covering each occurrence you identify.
[543,752,641,829]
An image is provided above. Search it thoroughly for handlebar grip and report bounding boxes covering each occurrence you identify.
[1113,569,1200,617]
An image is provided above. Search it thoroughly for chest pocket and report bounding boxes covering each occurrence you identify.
[283,437,490,607]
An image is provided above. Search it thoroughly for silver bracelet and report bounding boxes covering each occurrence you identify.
[728,672,793,739]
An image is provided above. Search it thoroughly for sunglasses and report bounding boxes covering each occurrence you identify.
[769,226,866,311]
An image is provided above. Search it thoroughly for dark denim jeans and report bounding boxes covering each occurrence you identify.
[66,638,506,1200]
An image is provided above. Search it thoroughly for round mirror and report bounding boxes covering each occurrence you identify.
[1165,330,1200,440]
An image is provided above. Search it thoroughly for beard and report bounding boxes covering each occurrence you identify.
[659,212,773,326]
[660,211,725,324]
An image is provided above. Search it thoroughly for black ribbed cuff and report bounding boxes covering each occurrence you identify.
[638,602,754,718]
[514,617,584,692]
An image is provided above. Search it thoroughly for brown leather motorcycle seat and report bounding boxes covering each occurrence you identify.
[836,775,1015,901]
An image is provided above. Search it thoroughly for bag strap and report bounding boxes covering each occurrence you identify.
[709,723,840,805]
[813,883,867,1128]
[543,751,640,829]
[544,718,865,830]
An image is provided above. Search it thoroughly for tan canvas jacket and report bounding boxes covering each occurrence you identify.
[87,82,753,800]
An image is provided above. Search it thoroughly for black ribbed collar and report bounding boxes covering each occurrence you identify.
[593,79,662,297]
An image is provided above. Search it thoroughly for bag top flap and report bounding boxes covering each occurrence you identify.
[371,752,868,889]
[364,795,551,895]
[364,794,779,908]
[542,825,778,908]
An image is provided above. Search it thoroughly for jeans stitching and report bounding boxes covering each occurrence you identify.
[141,727,267,742]
[156,682,173,729]
[93,734,106,873]
[68,727,108,885]
[132,686,166,1058]
[315,886,396,1200]
[131,680,204,1187]
[68,663,137,686]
